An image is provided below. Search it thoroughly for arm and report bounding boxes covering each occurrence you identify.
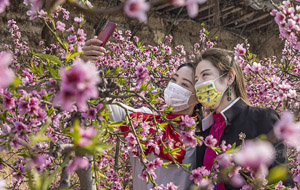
[107,103,152,122]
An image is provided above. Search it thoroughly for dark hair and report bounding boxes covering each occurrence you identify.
[196,48,250,105]
[177,62,195,71]
[177,62,204,121]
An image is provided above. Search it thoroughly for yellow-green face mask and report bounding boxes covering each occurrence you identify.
[194,74,226,110]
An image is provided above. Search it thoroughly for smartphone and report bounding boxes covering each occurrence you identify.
[97,22,117,47]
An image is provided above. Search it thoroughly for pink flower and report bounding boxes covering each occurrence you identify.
[3,93,15,110]
[166,182,177,190]
[14,121,28,133]
[172,0,185,6]
[124,0,149,23]
[82,107,97,120]
[56,21,65,31]
[189,166,210,185]
[125,133,137,150]
[275,12,286,24]
[74,17,84,24]
[233,140,275,173]
[68,35,77,43]
[18,98,30,114]
[275,181,286,189]
[181,130,197,148]
[230,173,244,187]
[293,173,300,186]
[153,158,162,169]
[286,19,296,31]
[138,170,148,182]
[186,0,207,18]
[204,135,217,147]
[181,115,196,127]
[274,111,300,147]
[0,0,9,13]
[134,65,149,86]
[53,59,100,111]
[216,153,233,167]
[146,161,156,172]
[251,62,261,72]
[29,0,42,11]
[66,26,75,33]
[78,127,96,147]
[65,157,89,174]
[234,44,246,56]
[0,178,6,190]
[164,46,172,55]
[0,51,15,89]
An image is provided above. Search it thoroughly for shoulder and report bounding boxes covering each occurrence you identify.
[247,106,279,121]
[247,106,280,134]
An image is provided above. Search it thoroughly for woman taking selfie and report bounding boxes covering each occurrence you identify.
[109,63,202,190]
[194,48,281,189]
[80,39,202,189]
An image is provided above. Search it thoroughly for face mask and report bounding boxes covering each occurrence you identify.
[164,82,195,112]
[194,73,227,110]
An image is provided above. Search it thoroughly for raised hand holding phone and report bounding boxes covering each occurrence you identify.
[81,22,117,62]
[97,22,117,47]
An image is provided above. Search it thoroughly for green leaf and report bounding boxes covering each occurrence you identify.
[225,143,237,153]
[34,53,62,66]
[10,76,21,88]
[182,163,191,168]
[64,52,82,64]
[108,121,125,128]
[30,119,50,145]
[0,111,13,124]
[46,66,60,79]
[114,66,121,75]
[97,170,108,179]
[267,165,288,185]
[170,147,181,156]
[162,161,172,168]
[45,105,55,116]
[158,122,168,131]
[70,119,81,145]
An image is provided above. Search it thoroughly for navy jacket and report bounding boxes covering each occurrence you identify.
[196,98,286,189]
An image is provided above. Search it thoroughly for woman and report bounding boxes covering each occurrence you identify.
[194,48,281,189]
[110,63,201,190]
[80,39,201,189]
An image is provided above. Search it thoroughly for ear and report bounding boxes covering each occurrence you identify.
[227,70,235,86]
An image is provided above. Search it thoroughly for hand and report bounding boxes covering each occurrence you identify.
[81,37,106,62]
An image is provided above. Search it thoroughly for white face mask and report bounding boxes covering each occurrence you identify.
[164,82,195,112]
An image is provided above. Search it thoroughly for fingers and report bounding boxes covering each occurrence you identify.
[85,38,103,46]
[81,55,101,62]
[82,45,106,53]
[82,50,104,57]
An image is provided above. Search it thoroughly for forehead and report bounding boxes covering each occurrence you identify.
[175,66,194,81]
[196,59,218,73]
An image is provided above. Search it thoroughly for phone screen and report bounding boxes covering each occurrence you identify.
[97,22,117,47]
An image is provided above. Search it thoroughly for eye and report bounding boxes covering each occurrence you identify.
[170,77,176,82]
[182,83,189,88]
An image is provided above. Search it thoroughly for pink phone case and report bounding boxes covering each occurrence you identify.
[97,22,117,47]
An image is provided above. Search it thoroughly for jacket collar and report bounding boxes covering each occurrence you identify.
[222,98,248,123]
[201,97,248,131]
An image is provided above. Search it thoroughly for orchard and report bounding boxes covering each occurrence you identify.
[0,0,299,190]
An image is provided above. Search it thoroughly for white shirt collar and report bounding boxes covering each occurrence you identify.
[201,97,241,131]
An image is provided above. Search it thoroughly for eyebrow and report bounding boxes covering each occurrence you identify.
[200,69,211,74]
[173,74,193,85]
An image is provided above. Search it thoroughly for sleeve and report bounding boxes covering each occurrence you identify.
[107,103,152,122]
[258,109,292,185]
[257,108,280,135]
